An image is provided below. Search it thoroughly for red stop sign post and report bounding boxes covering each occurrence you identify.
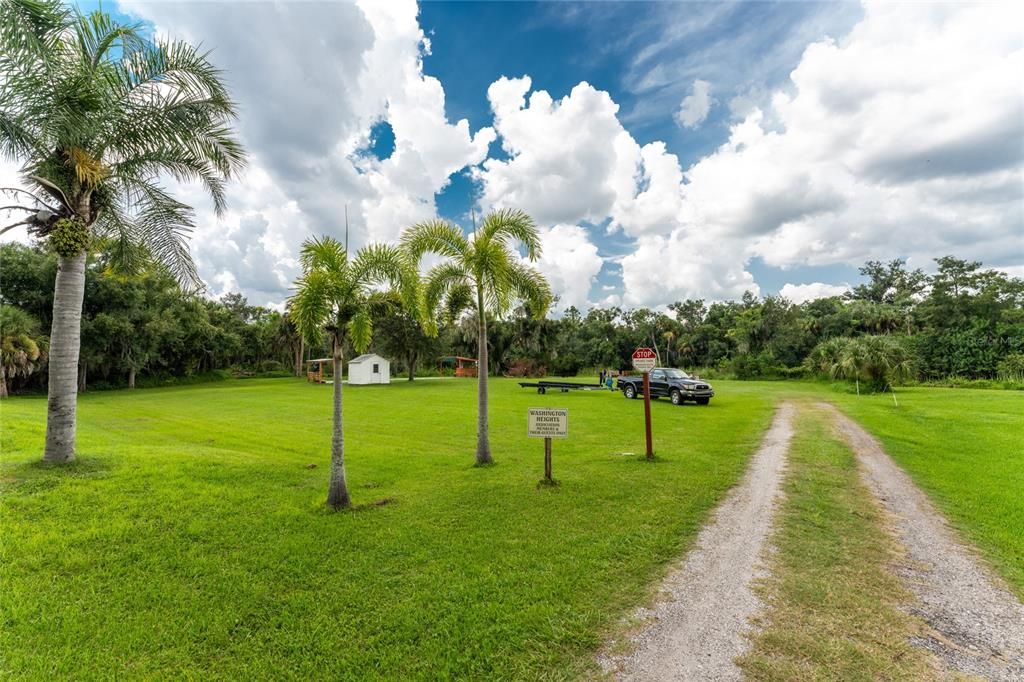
[632,347,657,459]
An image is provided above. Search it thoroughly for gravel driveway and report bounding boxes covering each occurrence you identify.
[599,403,794,681]
[825,403,1024,681]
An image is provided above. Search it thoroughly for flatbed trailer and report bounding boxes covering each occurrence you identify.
[519,380,607,394]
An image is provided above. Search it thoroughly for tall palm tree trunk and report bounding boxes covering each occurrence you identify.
[1,363,8,399]
[44,251,87,463]
[326,335,351,509]
[475,289,492,465]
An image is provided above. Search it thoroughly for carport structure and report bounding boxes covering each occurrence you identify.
[439,356,478,377]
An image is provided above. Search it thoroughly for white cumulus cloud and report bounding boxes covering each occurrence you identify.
[109,0,495,305]
[675,79,714,128]
[621,0,1023,306]
[530,224,603,314]
[779,282,850,304]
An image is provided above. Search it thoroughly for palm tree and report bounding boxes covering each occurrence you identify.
[271,312,304,377]
[1,304,48,398]
[402,209,552,465]
[806,335,914,393]
[662,330,677,367]
[0,0,246,462]
[288,236,420,510]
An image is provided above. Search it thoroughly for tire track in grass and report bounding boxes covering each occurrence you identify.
[599,402,794,681]
[824,403,1024,681]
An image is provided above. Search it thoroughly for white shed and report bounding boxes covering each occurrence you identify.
[348,353,390,385]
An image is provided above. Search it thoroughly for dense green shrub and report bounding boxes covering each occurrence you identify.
[997,353,1024,382]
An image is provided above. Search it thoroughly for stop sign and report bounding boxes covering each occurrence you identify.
[632,347,657,372]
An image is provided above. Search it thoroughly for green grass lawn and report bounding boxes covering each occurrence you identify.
[825,386,1024,599]
[1,377,775,679]
[3,378,1021,678]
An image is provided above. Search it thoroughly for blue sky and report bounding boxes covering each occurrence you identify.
[6,0,1021,310]
[415,1,868,297]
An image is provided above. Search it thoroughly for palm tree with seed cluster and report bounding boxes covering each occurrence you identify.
[402,209,552,465]
[0,0,246,462]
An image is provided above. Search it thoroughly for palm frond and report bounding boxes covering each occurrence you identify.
[472,239,513,315]
[132,191,200,290]
[90,195,144,276]
[351,243,421,319]
[348,310,373,355]
[75,9,144,70]
[479,208,542,260]
[24,175,72,213]
[299,236,347,274]
[442,282,474,325]
[365,290,401,320]
[506,261,553,320]
[289,269,336,347]
[401,219,468,262]
[424,261,470,314]
[94,178,200,289]
[109,38,234,114]
[0,111,42,161]
[0,0,72,68]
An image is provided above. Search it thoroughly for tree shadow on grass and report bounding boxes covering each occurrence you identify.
[314,496,397,516]
[608,452,669,464]
[3,457,114,494]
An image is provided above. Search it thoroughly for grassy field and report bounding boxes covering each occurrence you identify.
[825,386,1024,598]
[3,378,1021,678]
[739,406,933,680]
[1,377,775,679]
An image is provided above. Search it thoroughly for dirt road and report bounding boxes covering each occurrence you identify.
[599,403,794,681]
[826,403,1024,681]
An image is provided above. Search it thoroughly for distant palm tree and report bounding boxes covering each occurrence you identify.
[402,209,552,465]
[288,237,420,510]
[662,330,677,367]
[272,312,304,377]
[806,335,913,392]
[1,305,48,398]
[0,0,246,462]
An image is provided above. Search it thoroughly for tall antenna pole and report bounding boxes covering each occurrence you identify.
[345,204,349,252]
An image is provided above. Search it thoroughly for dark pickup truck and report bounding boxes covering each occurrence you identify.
[616,368,714,405]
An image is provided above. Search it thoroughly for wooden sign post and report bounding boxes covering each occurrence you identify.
[528,407,568,484]
[632,348,657,460]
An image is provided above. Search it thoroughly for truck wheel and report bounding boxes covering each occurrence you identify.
[696,397,710,405]
[538,387,546,394]
[624,384,637,399]
[670,389,682,405]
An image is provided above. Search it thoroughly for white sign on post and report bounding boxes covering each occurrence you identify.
[528,408,568,439]
[632,347,657,373]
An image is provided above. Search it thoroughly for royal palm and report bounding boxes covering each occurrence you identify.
[402,209,551,465]
[0,0,245,462]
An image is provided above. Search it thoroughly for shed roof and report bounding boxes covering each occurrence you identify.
[348,353,386,364]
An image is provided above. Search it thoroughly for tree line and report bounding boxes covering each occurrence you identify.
[5,243,1022,397]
